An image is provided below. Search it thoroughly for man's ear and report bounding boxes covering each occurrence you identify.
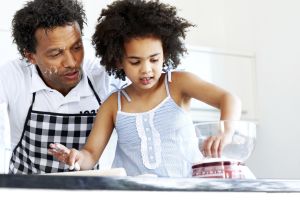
[24,50,37,65]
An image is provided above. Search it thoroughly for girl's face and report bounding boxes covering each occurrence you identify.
[121,37,164,90]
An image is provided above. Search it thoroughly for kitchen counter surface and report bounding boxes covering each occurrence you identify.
[1,174,300,192]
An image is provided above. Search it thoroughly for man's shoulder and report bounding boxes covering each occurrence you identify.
[82,57,129,102]
[0,58,31,103]
[82,57,111,86]
[83,57,105,74]
[0,58,31,79]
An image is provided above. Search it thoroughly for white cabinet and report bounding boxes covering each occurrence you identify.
[179,46,257,122]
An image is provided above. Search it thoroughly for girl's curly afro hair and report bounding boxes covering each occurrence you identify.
[92,0,194,80]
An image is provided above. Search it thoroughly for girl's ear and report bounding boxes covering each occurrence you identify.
[116,61,123,69]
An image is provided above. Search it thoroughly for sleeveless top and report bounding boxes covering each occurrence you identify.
[112,73,201,177]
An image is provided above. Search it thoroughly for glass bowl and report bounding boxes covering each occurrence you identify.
[194,120,256,162]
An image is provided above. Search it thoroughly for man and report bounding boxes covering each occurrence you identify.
[0,0,122,174]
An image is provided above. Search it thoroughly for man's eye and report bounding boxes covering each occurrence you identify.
[150,59,159,63]
[73,44,83,51]
[49,52,61,58]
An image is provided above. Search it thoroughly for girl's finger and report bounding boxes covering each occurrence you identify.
[55,143,71,154]
[203,136,215,157]
[211,137,221,158]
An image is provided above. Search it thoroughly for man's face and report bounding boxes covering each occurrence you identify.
[26,22,84,95]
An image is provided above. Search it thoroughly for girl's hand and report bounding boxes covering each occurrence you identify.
[201,132,233,158]
[48,143,80,170]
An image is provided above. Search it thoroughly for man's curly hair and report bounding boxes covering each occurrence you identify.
[92,0,194,80]
[12,0,86,59]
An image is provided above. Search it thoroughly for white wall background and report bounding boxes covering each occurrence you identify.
[171,0,300,179]
[1,0,300,179]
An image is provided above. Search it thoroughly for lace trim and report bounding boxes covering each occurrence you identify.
[136,113,162,169]
[149,112,162,167]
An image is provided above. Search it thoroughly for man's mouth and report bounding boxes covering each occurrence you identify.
[64,70,80,81]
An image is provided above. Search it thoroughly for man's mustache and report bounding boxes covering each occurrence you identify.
[42,65,81,75]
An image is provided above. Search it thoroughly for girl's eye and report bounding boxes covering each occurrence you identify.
[130,61,140,65]
[150,59,159,63]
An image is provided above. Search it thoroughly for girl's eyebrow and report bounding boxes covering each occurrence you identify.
[126,53,161,59]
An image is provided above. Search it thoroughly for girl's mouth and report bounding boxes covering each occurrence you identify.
[140,77,153,85]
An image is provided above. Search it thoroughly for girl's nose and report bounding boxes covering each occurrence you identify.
[141,61,152,74]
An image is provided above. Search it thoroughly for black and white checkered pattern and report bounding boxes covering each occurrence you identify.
[9,78,101,174]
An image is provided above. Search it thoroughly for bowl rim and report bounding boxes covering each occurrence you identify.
[193,120,258,126]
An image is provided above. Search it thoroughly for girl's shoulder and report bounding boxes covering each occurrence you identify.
[169,70,196,84]
[103,90,119,104]
[168,70,205,96]
[101,91,119,112]
[171,69,194,76]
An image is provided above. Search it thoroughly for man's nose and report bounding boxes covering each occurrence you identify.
[63,51,77,68]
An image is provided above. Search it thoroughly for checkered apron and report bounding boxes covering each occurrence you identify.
[9,78,101,174]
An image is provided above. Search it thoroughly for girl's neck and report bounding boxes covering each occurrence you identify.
[120,74,168,113]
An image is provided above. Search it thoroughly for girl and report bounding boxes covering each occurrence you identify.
[49,0,241,177]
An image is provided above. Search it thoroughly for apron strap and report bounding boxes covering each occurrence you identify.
[87,77,102,105]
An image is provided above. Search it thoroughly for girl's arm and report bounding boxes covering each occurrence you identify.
[78,93,117,169]
[172,71,241,118]
[171,71,242,157]
[171,72,241,120]
[49,93,118,170]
